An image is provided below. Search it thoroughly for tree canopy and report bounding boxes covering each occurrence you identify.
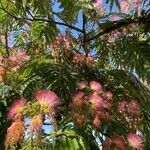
[0,0,150,150]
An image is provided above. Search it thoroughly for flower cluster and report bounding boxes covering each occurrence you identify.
[103,135,126,150]
[50,33,75,59]
[5,120,25,149]
[0,50,30,81]
[7,98,27,121]
[71,80,112,128]
[73,54,95,67]
[103,133,144,150]
[6,89,61,148]
[117,100,142,130]
[8,51,30,71]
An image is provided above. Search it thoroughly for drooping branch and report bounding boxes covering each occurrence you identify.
[86,16,150,42]
[0,3,83,33]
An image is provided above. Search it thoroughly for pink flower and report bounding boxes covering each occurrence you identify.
[17,51,26,57]
[127,133,144,150]
[93,0,102,9]
[7,98,27,121]
[118,101,127,113]
[93,115,101,128]
[89,80,102,92]
[29,114,43,135]
[105,91,113,100]
[121,1,129,12]
[5,121,25,148]
[127,100,141,116]
[72,92,85,107]
[78,81,87,90]
[113,136,126,150]
[17,51,30,61]
[8,55,20,65]
[89,94,105,110]
[103,136,126,150]
[35,89,60,107]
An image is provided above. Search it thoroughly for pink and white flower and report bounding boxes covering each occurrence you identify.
[89,80,102,92]
[118,101,127,113]
[105,91,113,100]
[35,89,60,107]
[113,136,126,150]
[127,133,144,150]
[7,98,27,121]
[127,100,141,116]
[89,94,105,110]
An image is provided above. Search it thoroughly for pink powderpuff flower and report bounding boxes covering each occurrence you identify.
[113,136,126,150]
[78,81,87,90]
[17,51,26,57]
[89,80,102,92]
[5,120,25,148]
[17,51,30,62]
[127,133,144,150]
[89,94,105,110]
[35,89,60,108]
[8,55,20,66]
[93,115,101,128]
[118,101,127,113]
[121,1,129,12]
[29,114,43,135]
[72,92,85,107]
[127,100,141,116]
[7,98,27,121]
[92,0,102,9]
[105,91,113,100]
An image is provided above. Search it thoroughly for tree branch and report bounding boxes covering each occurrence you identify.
[82,14,89,56]
[86,16,150,42]
[0,4,83,33]
[5,31,9,56]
